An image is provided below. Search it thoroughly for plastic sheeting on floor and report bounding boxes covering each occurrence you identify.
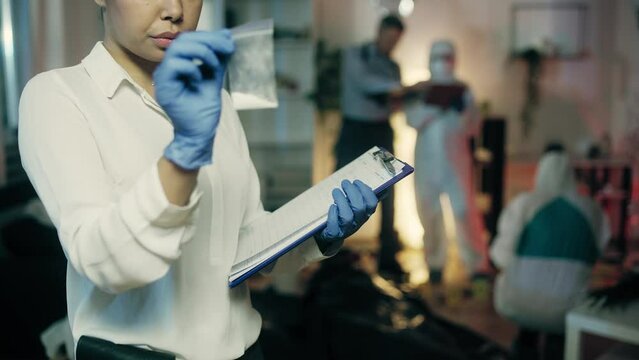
[251,251,509,360]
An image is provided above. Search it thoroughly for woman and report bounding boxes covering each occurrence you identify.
[18,1,378,359]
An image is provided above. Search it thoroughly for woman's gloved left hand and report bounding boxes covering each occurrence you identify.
[154,30,235,170]
[315,180,379,255]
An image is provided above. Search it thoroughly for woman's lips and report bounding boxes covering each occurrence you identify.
[151,37,174,48]
[151,32,179,49]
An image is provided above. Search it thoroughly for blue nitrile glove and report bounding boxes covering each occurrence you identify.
[315,180,379,255]
[154,30,235,170]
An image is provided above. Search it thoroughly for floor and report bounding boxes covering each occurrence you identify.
[251,244,519,349]
[397,246,518,349]
[424,283,518,349]
[250,239,630,356]
[394,245,625,350]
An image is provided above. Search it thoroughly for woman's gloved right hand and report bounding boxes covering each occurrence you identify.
[154,30,235,170]
[315,180,379,255]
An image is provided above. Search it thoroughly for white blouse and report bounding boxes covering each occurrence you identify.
[18,42,324,360]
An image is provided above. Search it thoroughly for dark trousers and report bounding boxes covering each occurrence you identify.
[512,328,565,360]
[335,118,400,269]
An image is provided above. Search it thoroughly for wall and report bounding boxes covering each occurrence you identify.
[315,0,617,158]
[20,0,620,157]
[611,0,639,156]
[28,0,103,75]
[313,0,627,252]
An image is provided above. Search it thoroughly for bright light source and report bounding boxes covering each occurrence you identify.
[2,4,15,57]
[440,193,457,243]
[398,0,414,17]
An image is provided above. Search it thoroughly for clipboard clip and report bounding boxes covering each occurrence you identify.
[373,149,397,176]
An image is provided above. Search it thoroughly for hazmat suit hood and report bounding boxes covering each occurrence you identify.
[534,152,577,197]
[429,40,456,83]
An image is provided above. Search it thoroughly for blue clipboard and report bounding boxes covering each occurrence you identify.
[228,149,414,288]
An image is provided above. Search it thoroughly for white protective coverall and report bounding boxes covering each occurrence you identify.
[491,152,610,333]
[405,40,485,276]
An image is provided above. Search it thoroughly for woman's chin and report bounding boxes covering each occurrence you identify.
[139,45,166,63]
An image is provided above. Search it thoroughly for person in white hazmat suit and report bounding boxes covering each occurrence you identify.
[490,145,610,359]
[404,40,486,284]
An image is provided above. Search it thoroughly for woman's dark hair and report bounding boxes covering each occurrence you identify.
[379,14,405,32]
